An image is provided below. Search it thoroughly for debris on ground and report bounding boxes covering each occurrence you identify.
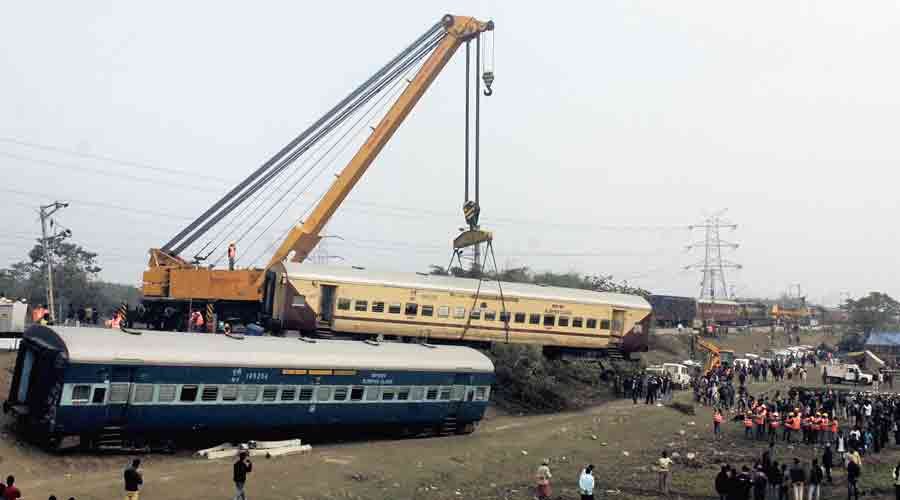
[196,439,311,460]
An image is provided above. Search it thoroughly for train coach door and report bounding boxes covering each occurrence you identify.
[319,285,337,328]
[107,367,133,424]
[612,309,626,336]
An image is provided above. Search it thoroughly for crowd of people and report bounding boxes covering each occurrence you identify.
[615,371,676,405]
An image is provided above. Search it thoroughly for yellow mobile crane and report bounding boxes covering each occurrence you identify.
[137,15,495,330]
[695,337,735,373]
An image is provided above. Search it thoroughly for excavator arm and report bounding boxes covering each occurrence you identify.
[261,15,493,274]
[695,337,722,373]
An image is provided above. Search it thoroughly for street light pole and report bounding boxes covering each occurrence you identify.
[39,201,68,323]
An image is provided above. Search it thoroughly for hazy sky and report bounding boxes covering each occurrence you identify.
[2,1,898,306]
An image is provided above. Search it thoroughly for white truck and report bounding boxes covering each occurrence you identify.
[823,363,873,385]
[647,363,693,389]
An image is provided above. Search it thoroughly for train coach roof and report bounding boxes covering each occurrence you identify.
[280,263,651,310]
[25,326,494,373]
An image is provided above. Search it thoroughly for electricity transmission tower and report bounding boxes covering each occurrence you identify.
[685,210,741,302]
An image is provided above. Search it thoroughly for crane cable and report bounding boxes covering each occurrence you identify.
[238,41,436,267]
[200,31,445,264]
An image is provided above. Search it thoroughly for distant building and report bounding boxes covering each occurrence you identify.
[864,331,900,361]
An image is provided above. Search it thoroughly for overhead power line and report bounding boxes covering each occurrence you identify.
[0,136,232,182]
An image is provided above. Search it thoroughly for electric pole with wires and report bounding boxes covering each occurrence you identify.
[39,201,68,323]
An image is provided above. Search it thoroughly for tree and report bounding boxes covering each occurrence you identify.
[1,234,140,318]
[842,292,900,335]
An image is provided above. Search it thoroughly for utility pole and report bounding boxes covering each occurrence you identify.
[685,210,741,329]
[39,201,69,323]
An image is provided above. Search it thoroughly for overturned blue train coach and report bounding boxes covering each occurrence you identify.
[4,325,495,450]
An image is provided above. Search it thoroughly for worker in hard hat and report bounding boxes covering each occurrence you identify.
[228,242,237,271]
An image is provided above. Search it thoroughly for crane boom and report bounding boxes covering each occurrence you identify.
[137,14,495,330]
[262,15,492,272]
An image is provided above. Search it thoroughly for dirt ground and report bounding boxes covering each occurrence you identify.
[3,329,898,500]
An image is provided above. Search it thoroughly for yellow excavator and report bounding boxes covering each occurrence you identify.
[695,336,736,373]
[136,15,494,330]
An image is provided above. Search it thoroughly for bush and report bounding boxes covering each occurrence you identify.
[486,344,606,412]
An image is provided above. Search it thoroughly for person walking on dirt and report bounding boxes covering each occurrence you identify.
[713,408,724,439]
[823,444,834,484]
[578,464,595,500]
[535,459,552,500]
[715,464,730,500]
[123,459,142,500]
[657,451,672,496]
[3,476,20,500]
[234,450,253,500]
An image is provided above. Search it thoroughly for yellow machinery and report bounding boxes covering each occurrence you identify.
[137,15,494,330]
[695,337,735,373]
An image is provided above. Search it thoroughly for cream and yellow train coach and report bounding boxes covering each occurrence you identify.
[271,263,652,358]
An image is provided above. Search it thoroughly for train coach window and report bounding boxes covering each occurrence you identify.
[438,306,450,318]
[586,318,598,329]
[202,386,219,402]
[389,303,402,314]
[600,319,610,330]
[372,302,385,313]
[355,300,368,312]
[529,314,541,325]
[382,389,396,401]
[453,307,466,319]
[426,388,438,400]
[299,387,314,401]
[499,311,510,322]
[484,310,496,321]
[573,317,584,328]
[222,385,239,401]
[179,385,199,402]
[475,387,488,401]
[333,387,348,401]
[397,387,410,400]
[109,383,131,404]
[422,305,434,317]
[337,298,351,311]
[469,310,481,320]
[133,384,154,403]
[316,386,331,401]
[514,312,526,323]
[439,388,452,401]
[281,387,297,401]
[350,387,365,401]
[412,387,425,401]
[240,385,260,402]
[72,385,91,403]
[158,385,177,402]
[92,387,107,404]
[366,387,380,401]
[558,316,570,327]
[405,303,418,315]
[262,386,279,402]
[543,315,555,327]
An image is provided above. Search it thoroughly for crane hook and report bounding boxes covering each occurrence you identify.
[482,70,494,96]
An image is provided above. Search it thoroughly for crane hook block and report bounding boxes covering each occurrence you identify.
[482,70,494,96]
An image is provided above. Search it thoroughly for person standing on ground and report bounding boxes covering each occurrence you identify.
[847,453,861,500]
[807,458,823,500]
[124,459,142,500]
[234,451,253,500]
[3,476,20,500]
[789,458,805,500]
[535,459,552,500]
[822,443,834,484]
[714,408,724,439]
[657,451,672,496]
[715,464,730,500]
[892,461,900,500]
[752,464,768,500]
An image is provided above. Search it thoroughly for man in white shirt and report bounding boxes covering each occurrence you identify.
[579,464,595,500]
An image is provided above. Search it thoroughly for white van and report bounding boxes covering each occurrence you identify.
[733,358,750,369]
